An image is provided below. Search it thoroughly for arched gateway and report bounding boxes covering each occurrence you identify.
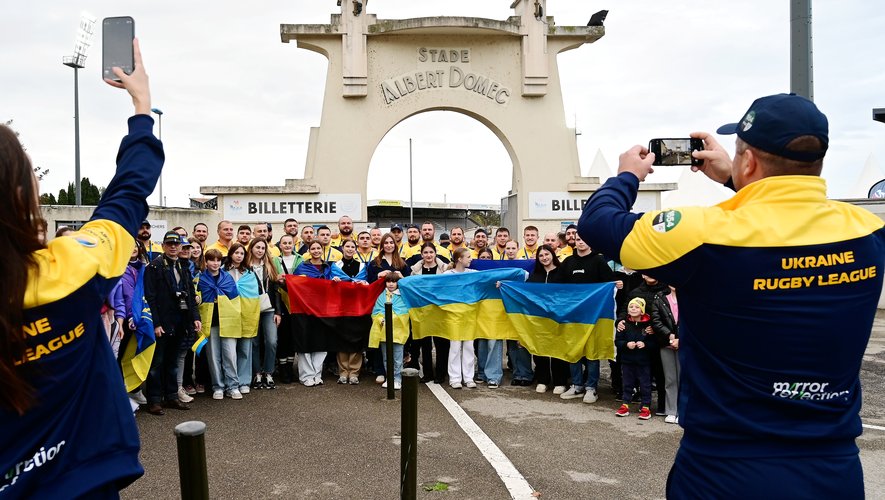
[201,1,673,233]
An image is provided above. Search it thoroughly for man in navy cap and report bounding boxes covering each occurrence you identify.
[579,94,884,498]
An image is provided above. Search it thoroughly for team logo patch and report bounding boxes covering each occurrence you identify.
[74,236,97,248]
[651,211,681,233]
[740,110,756,132]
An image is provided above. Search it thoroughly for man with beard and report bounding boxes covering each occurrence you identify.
[490,227,510,260]
[330,215,355,248]
[559,224,578,258]
[405,222,451,264]
[283,218,300,249]
[236,225,252,246]
[400,224,422,258]
[447,227,469,252]
[470,228,490,258]
[138,220,164,261]
[192,223,209,248]
[297,225,315,254]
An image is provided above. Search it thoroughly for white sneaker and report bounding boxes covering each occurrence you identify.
[303,379,316,387]
[130,389,147,405]
[665,415,679,424]
[394,381,402,390]
[349,376,360,385]
[465,381,477,389]
[582,389,598,404]
[212,390,224,400]
[535,384,548,393]
[450,382,462,389]
[315,377,324,386]
[382,381,388,388]
[228,389,243,400]
[552,385,567,395]
[338,376,348,384]
[239,385,250,394]
[177,387,194,403]
[560,385,585,400]
[375,375,385,384]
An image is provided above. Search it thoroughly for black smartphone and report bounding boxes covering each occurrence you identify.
[648,138,704,166]
[102,16,135,81]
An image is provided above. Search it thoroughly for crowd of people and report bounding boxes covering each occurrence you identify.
[107,216,680,422]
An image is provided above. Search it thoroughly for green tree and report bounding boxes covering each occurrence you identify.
[39,193,57,204]
[55,178,105,205]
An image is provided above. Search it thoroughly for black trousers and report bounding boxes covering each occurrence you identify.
[419,336,450,381]
[533,356,569,386]
[145,326,183,404]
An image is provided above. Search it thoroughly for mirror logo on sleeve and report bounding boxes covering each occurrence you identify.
[652,211,682,233]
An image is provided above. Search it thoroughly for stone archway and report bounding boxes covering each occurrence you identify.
[272,1,668,233]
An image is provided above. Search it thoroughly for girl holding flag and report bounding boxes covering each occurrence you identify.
[444,248,478,389]
[293,240,336,386]
[369,274,410,390]
[223,243,262,397]
[196,249,241,400]
[247,238,279,390]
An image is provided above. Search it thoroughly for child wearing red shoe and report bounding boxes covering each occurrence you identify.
[615,297,654,419]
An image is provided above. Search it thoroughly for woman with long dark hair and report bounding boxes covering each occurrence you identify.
[0,39,163,498]
[528,244,570,395]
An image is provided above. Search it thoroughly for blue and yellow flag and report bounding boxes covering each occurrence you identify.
[368,291,411,348]
[236,272,261,338]
[397,268,527,341]
[499,281,616,362]
[120,267,156,392]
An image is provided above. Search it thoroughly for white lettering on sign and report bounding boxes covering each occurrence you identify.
[223,194,362,223]
[529,192,653,219]
[417,48,471,63]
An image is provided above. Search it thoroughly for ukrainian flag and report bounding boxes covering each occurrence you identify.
[499,281,616,362]
[236,272,261,338]
[120,267,156,392]
[368,291,411,348]
[397,268,527,341]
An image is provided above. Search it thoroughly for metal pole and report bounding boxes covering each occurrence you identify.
[401,367,419,500]
[73,66,82,206]
[790,0,813,100]
[385,298,395,400]
[409,138,414,224]
[157,113,163,206]
[174,421,209,500]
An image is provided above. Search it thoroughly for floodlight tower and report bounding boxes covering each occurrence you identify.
[62,13,97,206]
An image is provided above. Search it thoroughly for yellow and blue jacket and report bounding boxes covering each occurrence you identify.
[580,172,885,459]
[1,115,163,498]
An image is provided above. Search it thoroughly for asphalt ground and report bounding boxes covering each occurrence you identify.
[124,311,885,499]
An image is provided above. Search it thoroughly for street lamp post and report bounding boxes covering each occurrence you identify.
[62,13,96,206]
[151,108,164,206]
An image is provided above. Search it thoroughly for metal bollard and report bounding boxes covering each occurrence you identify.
[400,368,419,500]
[385,299,395,401]
[174,421,209,500]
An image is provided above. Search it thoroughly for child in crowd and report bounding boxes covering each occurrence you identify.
[444,248,478,389]
[369,274,409,390]
[196,249,242,400]
[615,297,654,420]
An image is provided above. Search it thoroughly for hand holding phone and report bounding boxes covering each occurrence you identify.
[648,138,704,167]
[104,37,151,116]
[102,17,135,82]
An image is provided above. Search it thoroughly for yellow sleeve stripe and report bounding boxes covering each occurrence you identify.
[25,219,135,309]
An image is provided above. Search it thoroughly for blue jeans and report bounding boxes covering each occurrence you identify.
[207,327,238,392]
[237,337,252,387]
[478,340,503,384]
[380,342,404,382]
[507,340,533,381]
[569,358,600,391]
[251,311,278,374]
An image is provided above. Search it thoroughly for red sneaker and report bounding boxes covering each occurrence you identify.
[638,406,652,420]
[615,404,630,417]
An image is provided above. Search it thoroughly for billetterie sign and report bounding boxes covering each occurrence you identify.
[223,194,362,223]
[380,48,512,106]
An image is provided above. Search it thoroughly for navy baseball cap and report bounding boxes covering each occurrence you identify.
[391,224,403,231]
[716,93,828,162]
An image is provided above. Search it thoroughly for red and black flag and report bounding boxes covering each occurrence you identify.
[285,275,386,353]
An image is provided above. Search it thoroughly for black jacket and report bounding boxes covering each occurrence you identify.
[651,290,678,348]
[619,281,670,321]
[615,314,654,365]
[560,251,615,284]
[144,254,200,334]
[527,266,562,284]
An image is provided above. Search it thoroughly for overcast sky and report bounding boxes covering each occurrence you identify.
[2,1,883,209]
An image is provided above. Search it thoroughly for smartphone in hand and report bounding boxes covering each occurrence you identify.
[649,138,704,167]
[102,17,135,82]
